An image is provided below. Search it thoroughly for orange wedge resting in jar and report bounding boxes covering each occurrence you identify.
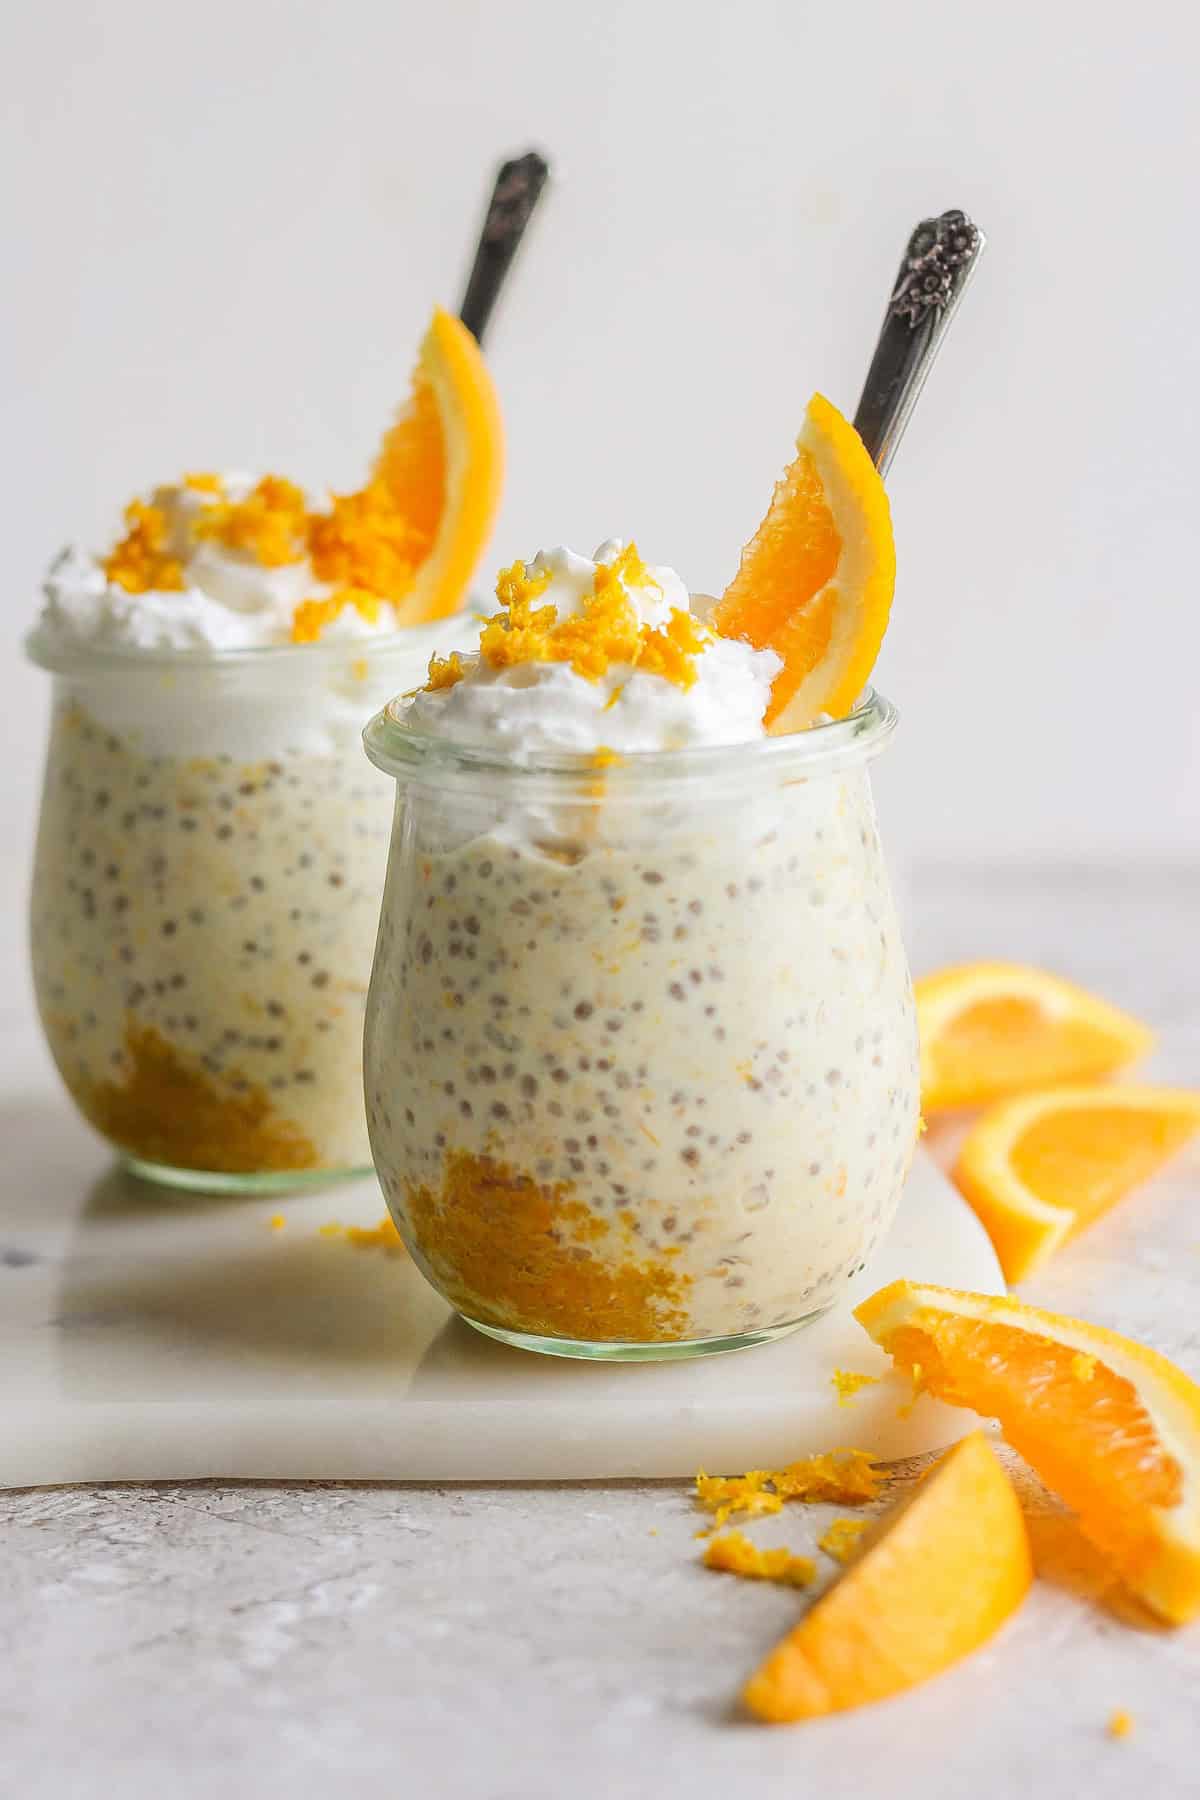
[711,393,895,731]
[307,305,504,630]
[744,1431,1031,1723]
[915,963,1153,1114]
[954,1084,1200,1282]
[856,1281,1200,1624]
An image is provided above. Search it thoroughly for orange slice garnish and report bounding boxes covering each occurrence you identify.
[916,962,1154,1115]
[856,1281,1200,1624]
[307,306,504,629]
[743,1432,1030,1722]
[954,1084,1200,1282]
[710,393,895,730]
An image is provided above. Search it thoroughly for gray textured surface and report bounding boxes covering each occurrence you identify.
[3,863,1199,1798]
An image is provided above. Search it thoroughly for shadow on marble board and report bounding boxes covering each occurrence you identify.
[52,1160,453,1395]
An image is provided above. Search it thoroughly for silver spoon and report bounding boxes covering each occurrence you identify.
[458,150,552,346]
[853,209,986,475]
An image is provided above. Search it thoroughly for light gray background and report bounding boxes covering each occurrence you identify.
[4,0,1198,981]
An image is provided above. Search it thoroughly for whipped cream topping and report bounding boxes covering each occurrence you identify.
[404,542,780,755]
[37,476,412,655]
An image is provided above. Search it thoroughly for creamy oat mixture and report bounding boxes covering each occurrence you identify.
[364,542,919,1342]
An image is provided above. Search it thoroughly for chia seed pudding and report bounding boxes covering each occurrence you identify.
[362,541,919,1353]
[28,636,454,1185]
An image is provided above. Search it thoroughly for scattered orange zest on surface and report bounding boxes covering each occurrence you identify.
[915,962,1154,1115]
[343,1216,408,1254]
[268,1213,287,1231]
[182,471,225,495]
[703,1531,815,1588]
[711,392,895,730]
[695,1450,882,1531]
[591,746,623,769]
[1108,1709,1135,1740]
[954,1085,1200,1282]
[744,1433,1031,1723]
[102,500,184,595]
[818,1517,870,1566]
[832,1369,880,1406]
[856,1281,1200,1625]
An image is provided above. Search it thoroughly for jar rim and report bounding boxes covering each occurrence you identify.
[362,686,898,789]
[23,607,470,677]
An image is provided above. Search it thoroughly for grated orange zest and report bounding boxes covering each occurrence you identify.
[703,1531,816,1588]
[438,542,708,696]
[423,650,466,691]
[290,587,382,645]
[832,1369,881,1406]
[818,1517,870,1565]
[191,474,309,567]
[695,1449,882,1530]
[102,500,184,595]
[344,1216,408,1254]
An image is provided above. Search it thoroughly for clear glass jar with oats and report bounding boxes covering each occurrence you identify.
[26,307,505,1189]
[362,495,919,1357]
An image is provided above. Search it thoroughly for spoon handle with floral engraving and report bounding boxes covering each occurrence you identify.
[853,209,986,475]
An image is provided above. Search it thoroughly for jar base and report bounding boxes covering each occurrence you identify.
[121,1153,376,1196]
[460,1306,833,1363]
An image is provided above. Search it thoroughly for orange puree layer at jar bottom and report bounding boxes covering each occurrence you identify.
[70,1018,320,1173]
[404,1150,694,1340]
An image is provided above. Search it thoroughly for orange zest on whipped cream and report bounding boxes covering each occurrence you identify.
[423,542,710,694]
[291,588,383,645]
[102,500,185,595]
[191,474,309,568]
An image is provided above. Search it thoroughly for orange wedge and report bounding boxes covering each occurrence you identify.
[309,305,504,628]
[955,1085,1200,1282]
[856,1281,1200,1624]
[916,963,1153,1115]
[744,1432,1030,1722]
[710,393,895,731]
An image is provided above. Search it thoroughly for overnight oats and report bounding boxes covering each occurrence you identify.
[364,396,919,1356]
[29,308,504,1190]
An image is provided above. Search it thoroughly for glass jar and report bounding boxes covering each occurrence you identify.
[27,621,458,1192]
[362,690,920,1359]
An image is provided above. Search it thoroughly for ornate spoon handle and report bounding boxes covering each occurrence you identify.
[853,209,986,475]
[457,150,552,347]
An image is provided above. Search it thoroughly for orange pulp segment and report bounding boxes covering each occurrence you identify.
[955,1085,1200,1282]
[743,1432,1030,1722]
[710,393,895,731]
[856,1281,1200,1624]
[916,963,1153,1114]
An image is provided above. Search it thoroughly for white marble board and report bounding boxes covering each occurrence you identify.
[1,1063,1000,1486]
